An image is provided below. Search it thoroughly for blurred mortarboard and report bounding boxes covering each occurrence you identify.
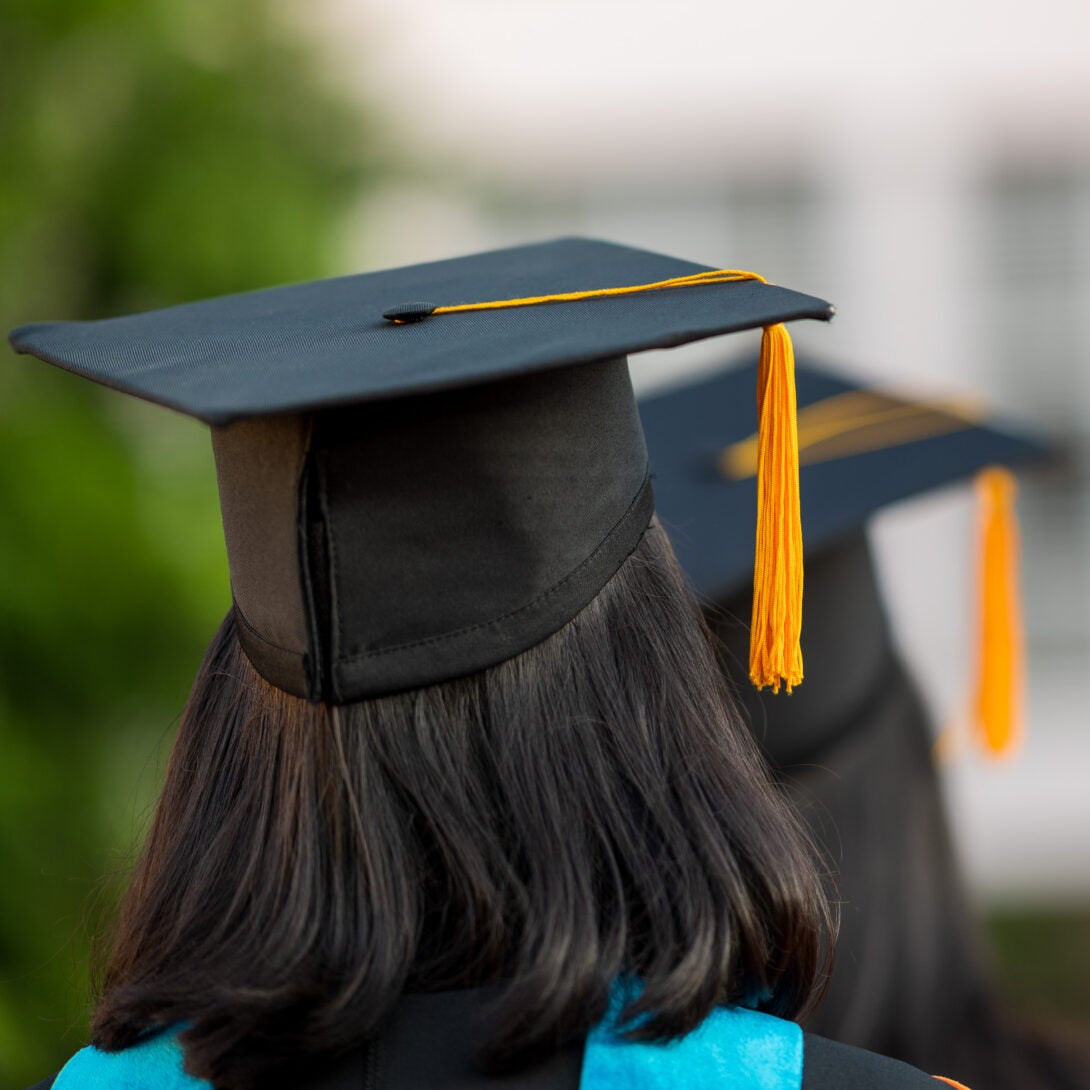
[641,357,1047,600]
[640,357,1050,756]
[9,237,833,704]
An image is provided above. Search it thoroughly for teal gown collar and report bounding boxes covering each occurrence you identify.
[53,1005,802,1090]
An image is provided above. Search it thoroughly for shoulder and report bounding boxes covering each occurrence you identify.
[585,1006,803,1088]
[45,1030,211,1090]
[803,1033,971,1090]
[585,1009,972,1090]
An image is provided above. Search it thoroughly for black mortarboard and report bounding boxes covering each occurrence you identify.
[9,237,833,703]
[640,357,1049,757]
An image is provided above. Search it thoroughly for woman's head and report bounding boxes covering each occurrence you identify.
[11,240,842,1090]
[93,519,831,1089]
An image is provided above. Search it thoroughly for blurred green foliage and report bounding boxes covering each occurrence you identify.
[0,2,388,1083]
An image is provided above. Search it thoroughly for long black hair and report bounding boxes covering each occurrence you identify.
[92,520,833,1090]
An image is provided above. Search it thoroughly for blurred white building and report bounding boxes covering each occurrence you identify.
[307,0,1090,902]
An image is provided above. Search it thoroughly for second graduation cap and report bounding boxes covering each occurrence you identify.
[9,237,833,704]
[640,357,1050,757]
[640,357,1048,600]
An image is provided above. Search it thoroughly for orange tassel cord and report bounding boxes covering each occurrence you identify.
[972,466,1024,757]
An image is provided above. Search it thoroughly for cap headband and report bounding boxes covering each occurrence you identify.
[213,357,652,702]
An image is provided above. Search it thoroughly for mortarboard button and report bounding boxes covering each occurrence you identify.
[382,301,438,323]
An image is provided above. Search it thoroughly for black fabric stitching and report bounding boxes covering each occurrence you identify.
[334,470,653,664]
[294,417,325,699]
[318,451,344,673]
[232,600,305,658]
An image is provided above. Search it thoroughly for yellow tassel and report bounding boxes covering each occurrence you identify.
[749,323,804,693]
[972,466,1024,757]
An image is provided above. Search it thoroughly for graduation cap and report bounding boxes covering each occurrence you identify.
[9,237,833,704]
[639,357,1050,757]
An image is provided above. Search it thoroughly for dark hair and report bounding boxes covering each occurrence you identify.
[787,660,1090,1090]
[92,519,832,1090]
[708,532,1090,1090]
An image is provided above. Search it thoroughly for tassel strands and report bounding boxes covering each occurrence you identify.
[749,323,805,693]
[972,466,1024,757]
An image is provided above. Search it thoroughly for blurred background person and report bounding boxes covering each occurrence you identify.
[640,356,1089,1088]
